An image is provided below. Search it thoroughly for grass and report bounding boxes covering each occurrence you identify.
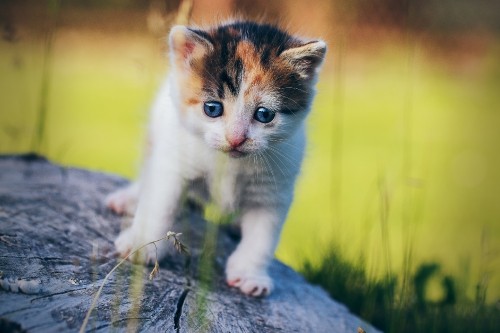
[0,6,499,331]
[301,250,499,332]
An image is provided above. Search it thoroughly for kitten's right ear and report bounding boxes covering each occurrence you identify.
[169,26,213,68]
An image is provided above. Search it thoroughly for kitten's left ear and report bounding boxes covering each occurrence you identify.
[169,25,213,69]
[280,40,327,79]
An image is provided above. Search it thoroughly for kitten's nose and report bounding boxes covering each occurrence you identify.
[226,135,247,148]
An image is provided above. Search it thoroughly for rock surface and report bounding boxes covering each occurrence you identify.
[0,155,380,333]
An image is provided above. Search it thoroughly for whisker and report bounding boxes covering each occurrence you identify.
[266,149,291,178]
[268,138,303,151]
[280,86,309,94]
[258,151,278,192]
[280,95,303,109]
[267,146,300,167]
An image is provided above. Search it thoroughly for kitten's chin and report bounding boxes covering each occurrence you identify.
[227,149,248,158]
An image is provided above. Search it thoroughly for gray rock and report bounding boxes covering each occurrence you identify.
[0,154,381,333]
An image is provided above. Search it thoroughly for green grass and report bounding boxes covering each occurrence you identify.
[1,22,499,332]
[301,249,499,332]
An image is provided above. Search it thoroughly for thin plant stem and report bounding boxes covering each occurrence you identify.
[32,0,60,154]
[331,28,345,237]
[79,232,187,333]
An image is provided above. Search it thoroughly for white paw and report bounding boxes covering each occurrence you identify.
[226,270,273,297]
[226,254,273,297]
[105,186,138,215]
[114,227,167,265]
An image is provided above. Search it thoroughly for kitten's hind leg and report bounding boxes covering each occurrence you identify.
[105,182,140,215]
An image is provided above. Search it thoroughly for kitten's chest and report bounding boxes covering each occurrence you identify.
[206,158,247,213]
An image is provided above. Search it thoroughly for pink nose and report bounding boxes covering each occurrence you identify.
[226,135,247,148]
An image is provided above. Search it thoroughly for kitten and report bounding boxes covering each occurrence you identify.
[106,21,326,297]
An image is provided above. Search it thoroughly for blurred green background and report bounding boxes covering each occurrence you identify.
[1,0,499,330]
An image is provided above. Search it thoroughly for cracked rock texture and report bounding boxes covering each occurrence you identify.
[0,155,381,333]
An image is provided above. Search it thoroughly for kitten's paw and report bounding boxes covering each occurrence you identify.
[105,187,138,215]
[114,227,166,265]
[226,269,273,297]
[225,249,273,297]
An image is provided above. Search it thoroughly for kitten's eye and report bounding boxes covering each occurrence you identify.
[204,101,223,118]
[254,107,276,124]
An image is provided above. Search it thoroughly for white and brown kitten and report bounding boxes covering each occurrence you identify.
[106,21,326,297]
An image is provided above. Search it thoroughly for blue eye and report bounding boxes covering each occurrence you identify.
[204,101,223,118]
[254,107,275,123]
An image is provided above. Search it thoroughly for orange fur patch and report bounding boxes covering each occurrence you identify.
[186,98,200,105]
[236,41,259,71]
[251,73,263,86]
[178,74,204,113]
[235,41,274,101]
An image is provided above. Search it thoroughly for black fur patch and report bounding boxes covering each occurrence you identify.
[196,21,316,114]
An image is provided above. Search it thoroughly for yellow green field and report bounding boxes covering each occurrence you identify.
[1,23,499,304]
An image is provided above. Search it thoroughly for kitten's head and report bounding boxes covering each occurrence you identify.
[168,21,326,158]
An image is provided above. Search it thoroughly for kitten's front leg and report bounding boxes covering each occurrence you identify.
[225,208,284,297]
[115,148,183,265]
[105,181,140,216]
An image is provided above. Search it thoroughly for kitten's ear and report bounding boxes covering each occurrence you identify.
[169,25,213,68]
[280,40,327,79]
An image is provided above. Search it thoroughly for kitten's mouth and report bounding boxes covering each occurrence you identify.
[227,149,248,158]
